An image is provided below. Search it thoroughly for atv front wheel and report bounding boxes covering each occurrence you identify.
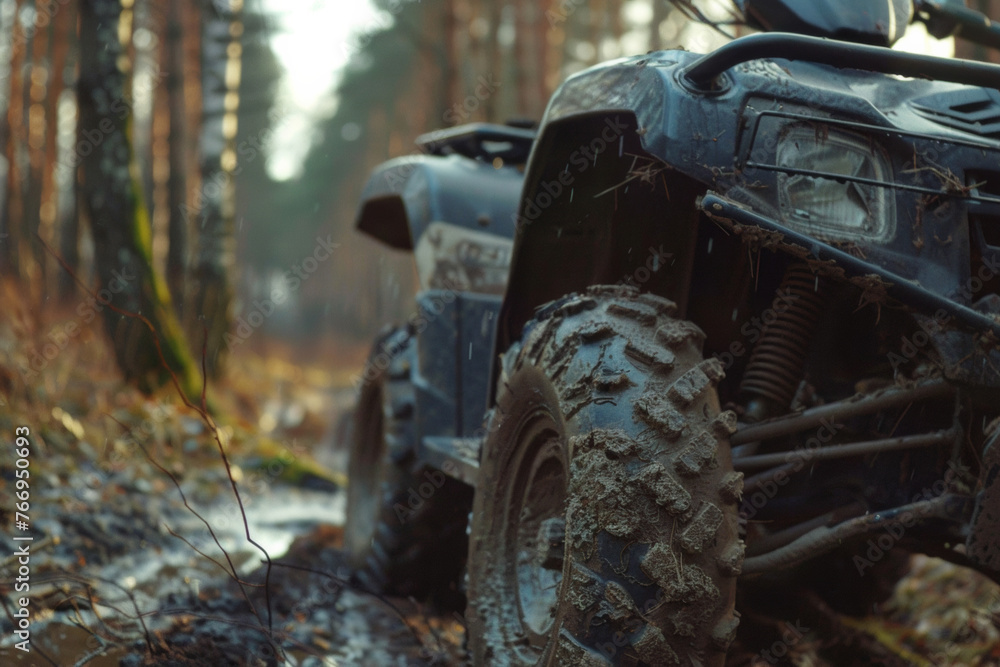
[467,287,744,666]
[344,327,471,601]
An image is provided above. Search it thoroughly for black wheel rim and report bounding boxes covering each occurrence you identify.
[502,409,569,658]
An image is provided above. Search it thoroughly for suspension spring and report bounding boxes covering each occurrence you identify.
[740,263,827,418]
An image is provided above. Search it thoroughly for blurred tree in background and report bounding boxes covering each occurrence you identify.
[185,0,243,375]
[76,0,200,397]
[0,0,261,393]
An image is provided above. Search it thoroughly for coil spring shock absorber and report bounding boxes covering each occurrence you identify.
[740,263,828,422]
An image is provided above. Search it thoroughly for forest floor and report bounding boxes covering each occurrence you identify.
[0,287,999,665]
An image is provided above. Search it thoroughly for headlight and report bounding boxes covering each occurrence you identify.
[776,126,895,243]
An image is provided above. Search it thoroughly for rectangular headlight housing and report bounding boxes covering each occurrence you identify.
[776,126,895,243]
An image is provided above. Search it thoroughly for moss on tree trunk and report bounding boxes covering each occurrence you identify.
[77,0,201,402]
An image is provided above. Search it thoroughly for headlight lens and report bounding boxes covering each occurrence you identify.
[776,126,895,242]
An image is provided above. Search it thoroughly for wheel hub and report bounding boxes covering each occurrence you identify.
[512,436,568,645]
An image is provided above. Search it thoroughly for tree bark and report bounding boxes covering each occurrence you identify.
[77,0,201,399]
[187,0,241,376]
[56,0,80,300]
[0,0,17,275]
[513,0,537,116]
[2,0,30,278]
[484,0,503,122]
[165,0,188,309]
[19,0,49,301]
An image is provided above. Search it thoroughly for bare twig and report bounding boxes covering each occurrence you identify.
[40,234,275,637]
[163,525,264,588]
[667,0,740,39]
[106,414,266,623]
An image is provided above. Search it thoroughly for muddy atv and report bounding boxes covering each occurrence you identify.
[345,0,1000,664]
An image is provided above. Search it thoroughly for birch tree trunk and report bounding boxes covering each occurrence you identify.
[187,0,242,376]
[56,1,80,300]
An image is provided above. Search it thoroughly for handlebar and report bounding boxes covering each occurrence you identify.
[916,0,1000,52]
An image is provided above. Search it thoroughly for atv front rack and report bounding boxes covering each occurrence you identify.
[682,32,1000,92]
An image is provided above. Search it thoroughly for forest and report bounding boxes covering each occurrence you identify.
[1,0,1000,664]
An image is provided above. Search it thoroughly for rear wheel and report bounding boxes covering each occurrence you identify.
[467,287,744,666]
[344,327,471,601]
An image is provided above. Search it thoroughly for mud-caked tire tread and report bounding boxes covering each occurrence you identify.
[467,288,743,666]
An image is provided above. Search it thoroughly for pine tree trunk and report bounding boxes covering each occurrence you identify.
[484,0,503,122]
[3,0,30,278]
[21,0,46,301]
[187,0,241,376]
[514,0,535,116]
[33,0,64,301]
[535,1,549,108]
[77,0,201,399]
[0,0,17,275]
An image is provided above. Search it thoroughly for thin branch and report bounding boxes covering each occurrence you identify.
[40,233,276,638]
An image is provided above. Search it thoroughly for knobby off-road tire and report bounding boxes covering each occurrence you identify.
[344,327,471,602]
[467,287,744,666]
